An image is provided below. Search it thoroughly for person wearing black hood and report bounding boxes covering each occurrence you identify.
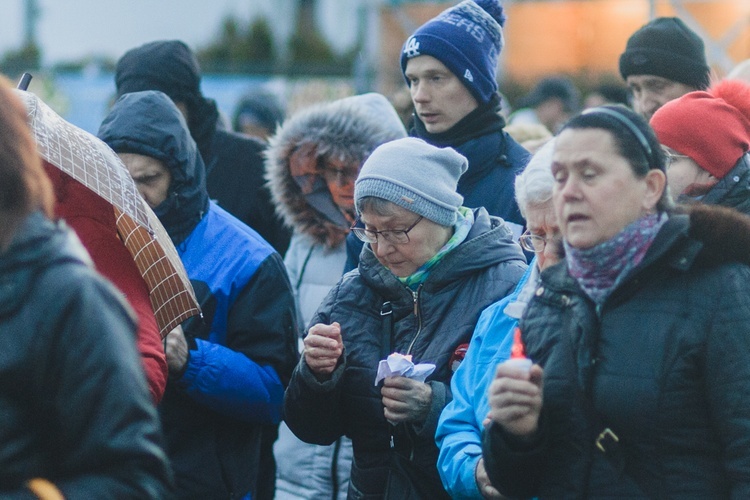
[345,0,530,271]
[115,40,291,255]
[0,75,171,500]
[99,90,299,500]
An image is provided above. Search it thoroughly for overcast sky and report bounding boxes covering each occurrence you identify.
[0,0,286,65]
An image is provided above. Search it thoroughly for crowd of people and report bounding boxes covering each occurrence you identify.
[3,0,750,498]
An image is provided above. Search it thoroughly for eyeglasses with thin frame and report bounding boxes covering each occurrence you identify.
[519,230,553,253]
[351,215,424,245]
[661,147,689,169]
[321,166,359,184]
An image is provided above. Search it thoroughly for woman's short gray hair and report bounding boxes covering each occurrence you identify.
[357,196,404,218]
[514,138,556,218]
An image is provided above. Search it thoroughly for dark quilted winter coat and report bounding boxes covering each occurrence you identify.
[285,208,526,499]
[484,206,750,499]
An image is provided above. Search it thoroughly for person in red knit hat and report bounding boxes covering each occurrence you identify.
[43,164,168,403]
[650,79,750,215]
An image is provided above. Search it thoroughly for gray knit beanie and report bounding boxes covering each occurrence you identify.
[354,137,467,226]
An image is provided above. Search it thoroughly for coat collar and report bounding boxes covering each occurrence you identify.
[0,212,90,317]
[358,207,525,300]
[541,205,750,300]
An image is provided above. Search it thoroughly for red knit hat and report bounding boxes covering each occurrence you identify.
[650,79,750,179]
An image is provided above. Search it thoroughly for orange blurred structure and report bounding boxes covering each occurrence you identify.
[378,0,750,93]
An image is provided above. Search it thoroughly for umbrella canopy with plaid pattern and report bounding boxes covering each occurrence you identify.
[19,90,200,337]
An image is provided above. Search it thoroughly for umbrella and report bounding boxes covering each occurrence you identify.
[18,90,200,337]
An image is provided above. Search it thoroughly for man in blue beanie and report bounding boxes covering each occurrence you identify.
[346,0,530,271]
[619,17,711,120]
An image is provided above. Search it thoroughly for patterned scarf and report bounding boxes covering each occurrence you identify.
[399,207,474,290]
[565,213,667,306]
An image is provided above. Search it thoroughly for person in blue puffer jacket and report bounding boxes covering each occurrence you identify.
[99,90,299,500]
[436,139,560,498]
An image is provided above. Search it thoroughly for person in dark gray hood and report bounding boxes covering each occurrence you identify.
[99,90,299,500]
[266,93,406,499]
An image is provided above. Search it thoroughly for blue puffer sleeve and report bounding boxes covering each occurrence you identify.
[181,339,284,424]
[180,253,299,424]
[436,297,517,498]
[436,264,533,498]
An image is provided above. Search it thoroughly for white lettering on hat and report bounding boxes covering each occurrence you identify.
[439,13,485,43]
[464,69,474,82]
[404,36,421,59]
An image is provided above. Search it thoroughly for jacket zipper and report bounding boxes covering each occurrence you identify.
[405,284,423,356]
[400,284,423,461]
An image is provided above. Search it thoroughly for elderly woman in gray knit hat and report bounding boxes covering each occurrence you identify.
[284,137,526,499]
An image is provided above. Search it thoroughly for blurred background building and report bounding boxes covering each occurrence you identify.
[1,0,748,132]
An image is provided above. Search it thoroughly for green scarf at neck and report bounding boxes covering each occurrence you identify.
[398,207,474,290]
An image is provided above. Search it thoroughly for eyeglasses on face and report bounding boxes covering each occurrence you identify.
[351,215,424,245]
[660,146,689,169]
[321,165,359,184]
[519,231,554,253]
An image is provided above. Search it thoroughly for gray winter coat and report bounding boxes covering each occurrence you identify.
[266,93,406,499]
[284,208,526,499]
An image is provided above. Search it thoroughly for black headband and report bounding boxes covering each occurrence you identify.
[581,106,658,171]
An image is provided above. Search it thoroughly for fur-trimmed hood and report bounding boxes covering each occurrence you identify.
[685,202,750,267]
[265,93,406,248]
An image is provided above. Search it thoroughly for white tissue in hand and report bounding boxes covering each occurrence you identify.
[374,352,436,385]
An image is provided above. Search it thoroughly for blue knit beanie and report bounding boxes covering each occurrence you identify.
[400,0,506,105]
[354,138,467,226]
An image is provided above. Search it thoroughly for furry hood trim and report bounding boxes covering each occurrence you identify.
[265,93,406,247]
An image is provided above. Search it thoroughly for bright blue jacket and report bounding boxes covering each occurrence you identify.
[436,263,535,498]
[178,201,294,423]
[99,90,299,499]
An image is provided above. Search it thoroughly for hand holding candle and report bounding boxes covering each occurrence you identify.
[487,327,544,438]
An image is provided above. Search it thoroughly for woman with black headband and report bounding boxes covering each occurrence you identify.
[482,105,750,497]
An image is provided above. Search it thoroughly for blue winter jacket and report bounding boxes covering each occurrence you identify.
[99,90,299,499]
[453,129,529,234]
[436,262,535,498]
[177,201,294,423]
